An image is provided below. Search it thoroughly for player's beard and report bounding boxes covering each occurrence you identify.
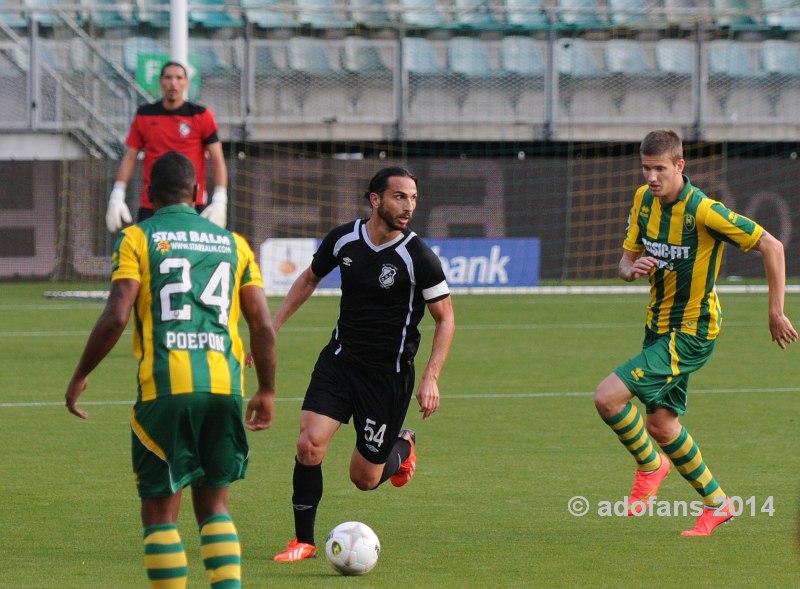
[376,203,410,232]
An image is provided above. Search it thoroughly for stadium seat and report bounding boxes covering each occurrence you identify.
[663,0,701,26]
[342,36,394,117]
[500,35,546,115]
[654,37,695,118]
[0,0,28,28]
[762,0,800,30]
[242,0,296,28]
[555,37,607,116]
[136,0,171,27]
[295,0,353,28]
[760,39,800,116]
[349,0,394,28]
[503,0,550,28]
[343,35,390,74]
[399,0,449,29]
[85,0,135,29]
[705,39,765,119]
[555,0,606,28]
[451,0,502,29]
[604,39,656,115]
[285,37,345,115]
[402,37,458,119]
[711,0,759,27]
[22,0,81,27]
[189,0,244,28]
[122,36,168,74]
[608,0,652,26]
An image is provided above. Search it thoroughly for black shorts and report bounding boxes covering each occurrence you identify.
[302,345,414,464]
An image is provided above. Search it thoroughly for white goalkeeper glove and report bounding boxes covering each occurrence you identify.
[106,181,132,232]
[200,186,228,228]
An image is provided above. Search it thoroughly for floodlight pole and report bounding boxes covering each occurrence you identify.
[170,0,189,71]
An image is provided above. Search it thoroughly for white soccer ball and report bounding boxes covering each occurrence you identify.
[324,521,381,576]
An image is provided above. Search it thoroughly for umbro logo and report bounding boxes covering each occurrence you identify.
[342,257,353,266]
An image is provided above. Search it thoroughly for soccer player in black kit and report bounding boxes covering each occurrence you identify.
[272,167,456,562]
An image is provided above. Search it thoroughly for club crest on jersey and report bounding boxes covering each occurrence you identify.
[179,122,191,137]
[684,214,696,231]
[157,240,171,253]
[379,264,397,289]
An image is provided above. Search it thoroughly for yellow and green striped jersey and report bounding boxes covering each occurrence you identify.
[111,205,263,401]
[622,176,763,340]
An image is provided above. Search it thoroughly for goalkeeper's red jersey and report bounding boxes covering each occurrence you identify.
[125,101,220,208]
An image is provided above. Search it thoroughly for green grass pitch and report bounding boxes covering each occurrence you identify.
[1,282,799,588]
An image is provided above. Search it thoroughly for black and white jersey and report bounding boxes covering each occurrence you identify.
[311,218,450,373]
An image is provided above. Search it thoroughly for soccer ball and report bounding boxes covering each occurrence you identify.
[324,521,381,576]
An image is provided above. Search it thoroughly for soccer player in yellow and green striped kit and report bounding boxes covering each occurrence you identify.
[594,129,797,536]
[66,151,278,587]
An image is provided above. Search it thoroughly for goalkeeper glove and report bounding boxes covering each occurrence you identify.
[200,186,228,228]
[106,181,132,232]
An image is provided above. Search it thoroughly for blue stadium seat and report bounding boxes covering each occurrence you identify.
[349,0,394,28]
[342,36,393,115]
[242,0,296,28]
[403,36,447,75]
[555,37,605,116]
[663,0,700,26]
[448,37,498,78]
[189,0,244,28]
[452,0,502,29]
[655,38,695,76]
[287,36,337,74]
[503,0,550,29]
[762,0,800,30]
[706,39,765,118]
[707,39,762,78]
[399,0,449,28]
[296,0,353,28]
[555,0,606,28]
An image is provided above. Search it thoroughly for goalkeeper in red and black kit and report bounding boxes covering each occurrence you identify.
[105,61,229,232]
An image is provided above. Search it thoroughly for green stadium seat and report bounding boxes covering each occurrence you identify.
[296,0,353,28]
[22,0,81,27]
[504,0,550,29]
[123,36,168,73]
[242,0,296,28]
[189,0,244,28]
[555,0,606,28]
[399,0,449,29]
[663,0,701,26]
[762,0,800,29]
[349,0,395,28]
[555,37,601,77]
[608,0,652,25]
[711,0,759,27]
[500,35,546,114]
[136,0,171,27]
[343,36,390,74]
[0,0,28,27]
[452,0,502,29]
[85,0,136,29]
[760,39,800,75]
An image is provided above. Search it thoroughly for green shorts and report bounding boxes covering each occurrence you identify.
[130,393,249,498]
[613,329,716,416]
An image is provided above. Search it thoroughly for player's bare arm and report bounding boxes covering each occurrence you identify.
[241,284,278,431]
[65,278,139,418]
[619,249,658,282]
[752,231,798,349]
[272,266,322,332]
[416,296,455,420]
